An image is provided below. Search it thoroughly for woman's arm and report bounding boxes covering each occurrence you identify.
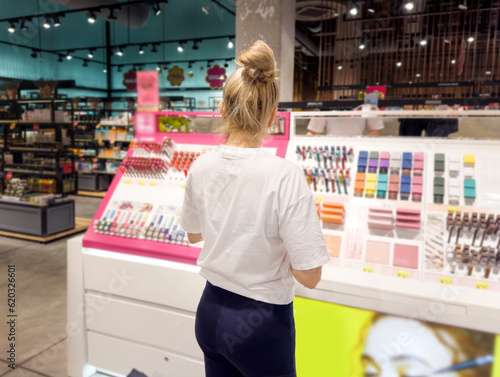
[187,233,203,244]
[291,266,323,289]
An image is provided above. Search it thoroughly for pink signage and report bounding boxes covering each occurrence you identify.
[134,112,157,137]
[137,71,160,107]
[123,69,137,91]
[205,64,227,89]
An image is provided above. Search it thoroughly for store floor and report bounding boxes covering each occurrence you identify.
[0,196,102,377]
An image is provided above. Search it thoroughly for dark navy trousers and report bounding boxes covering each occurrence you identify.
[195,281,296,377]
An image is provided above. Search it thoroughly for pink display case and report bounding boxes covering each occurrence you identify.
[82,111,290,265]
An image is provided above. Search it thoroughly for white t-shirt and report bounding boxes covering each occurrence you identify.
[307,117,384,136]
[180,145,329,305]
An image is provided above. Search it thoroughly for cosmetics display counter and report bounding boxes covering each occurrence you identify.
[68,110,500,377]
[67,111,289,377]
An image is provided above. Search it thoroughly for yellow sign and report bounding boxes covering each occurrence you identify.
[440,277,453,285]
[397,271,409,279]
[475,282,489,290]
[363,266,374,273]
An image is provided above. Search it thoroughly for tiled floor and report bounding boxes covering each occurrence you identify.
[0,196,102,377]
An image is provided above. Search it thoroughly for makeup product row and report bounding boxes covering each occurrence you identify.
[356,151,424,201]
[368,207,422,231]
[295,144,354,195]
[317,201,346,225]
[168,150,201,175]
[142,206,188,244]
[94,201,154,238]
[442,210,499,279]
[433,153,476,204]
[93,202,189,244]
[119,157,169,179]
[131,137,176,158]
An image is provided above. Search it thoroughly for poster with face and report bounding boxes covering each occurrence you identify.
[294,298,499,377]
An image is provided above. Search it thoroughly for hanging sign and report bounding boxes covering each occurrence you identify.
[137,71,160,107]
[206,64,227,89]
[123,69,138,91]
[167,66,185,86]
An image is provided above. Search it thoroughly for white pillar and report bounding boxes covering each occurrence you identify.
[235,0,296,101]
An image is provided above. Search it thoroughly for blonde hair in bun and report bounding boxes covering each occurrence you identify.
[218,40,279,138]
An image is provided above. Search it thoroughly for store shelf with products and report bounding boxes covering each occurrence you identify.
[73,111,135,191]
[68,110,500,377]
[0,99,77,236]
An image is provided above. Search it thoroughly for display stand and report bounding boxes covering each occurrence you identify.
[0,198,74,237]
[68,110,500,377]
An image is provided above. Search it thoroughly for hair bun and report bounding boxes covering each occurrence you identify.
[237,40,278,83]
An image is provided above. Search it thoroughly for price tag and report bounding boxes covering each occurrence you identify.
[475,282,489,290]
[447,207,458,213]
[181,185,185,189]
[397,271,409,279]
[316,196,325,202]
[139,181,145,185]
[124,180,131,184]
[10,123,16,130]
[363,266,374,273]
[150,182,157,186]
[440,277,453,285]
[6,172,12,179]
[33,124,39,131]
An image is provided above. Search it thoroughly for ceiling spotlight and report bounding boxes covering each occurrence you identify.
[405,2,414,11]
[188,62,193,69]
[43,17,51,29]
[337,65,343,70]
[467,37,474,43]
[368,8,375,13]
[486,71,491,75]
[359,43,365,50]
[30,50,38,59]
[88,49,94,58]
[416,73,421,77]
[177,42,184,52]
[87,11,97,23]
[451,59,456,64]
[103,68,107,73]
[83,60,88,67]
[151,44,158,53]
[396,61,402,67]
[192,41,200,50]
[228,38,234,49]
[139,45,145,54]
[53,16,61,27]
[20,20,28,31]
[153,2,162,16]
[117,65,123,72]
[7,22,15,33]
[420,40,427,46]
[58,55,63,63]
[108,8,117,20]
[224,61,229,68]
[116,47,124,56]
[207,60,213,68]
[459,0,467,10]
[350,6,358,16]
[66,51,72,60]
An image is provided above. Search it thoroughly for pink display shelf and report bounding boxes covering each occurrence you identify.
[82,111,290,265]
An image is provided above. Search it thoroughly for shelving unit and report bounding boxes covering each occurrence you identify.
[0,99,77,237]
[72,108,134,192]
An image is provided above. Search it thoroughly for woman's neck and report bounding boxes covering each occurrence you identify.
[224,132,263,148]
